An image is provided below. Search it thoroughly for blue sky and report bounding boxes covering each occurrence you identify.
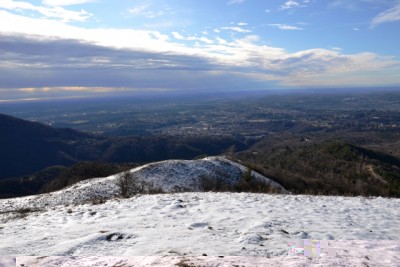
[0,0,399,101]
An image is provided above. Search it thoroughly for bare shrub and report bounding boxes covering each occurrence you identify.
[117,171,131,198]
[199,168,277,194]
[117,171,163,197]
[117,171,147,197]
[235,168,279,194]
[91,198,106,205]
[200,175,231,192]
[200,176,216,192]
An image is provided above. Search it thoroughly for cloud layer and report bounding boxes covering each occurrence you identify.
[0,0,399,100]
[0,20,398,99]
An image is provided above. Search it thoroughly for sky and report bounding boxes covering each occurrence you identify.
[0,0,400,101]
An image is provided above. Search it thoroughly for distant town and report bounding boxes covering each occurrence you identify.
[2,90,399,137]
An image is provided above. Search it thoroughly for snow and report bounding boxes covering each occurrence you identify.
[0,156,287,212]
[0,156,399,266]
[12,251,400,267]
[1,192,400,266]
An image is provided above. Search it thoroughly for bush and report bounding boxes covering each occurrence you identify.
[117,171,146,198]
[199,168,278,194]
[200,176,225,192]
[116,171,163,197]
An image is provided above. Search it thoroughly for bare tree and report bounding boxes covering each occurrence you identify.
[117,171,146,198]
[117,171,131,198]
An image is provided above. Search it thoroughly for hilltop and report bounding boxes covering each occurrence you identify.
[0,157,288,211]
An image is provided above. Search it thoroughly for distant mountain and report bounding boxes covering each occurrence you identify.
[0,113,249,186]
[0,113,98,180]
[0,157,288,210]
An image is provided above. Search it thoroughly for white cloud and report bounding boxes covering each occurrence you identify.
[281,1,300,10]
[0,10,172,51]
[353,27,361,31]
[171,32,213,44]
[220,26,251,33]
[171,31,185,40]
[0,0,92,22]
[227,0,245,5]
[280,0,312,10]
[42,0,96,6]
[269,24,304,30]
[127,5,149,16]
[237,22,247,26]
[127,4,165,19]
[371,3,400,27]
[199,37,213,44]
[277,50,399,87]
[216,37,228,45]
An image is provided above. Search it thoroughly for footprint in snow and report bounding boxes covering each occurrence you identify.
[295,231,309,239]
[238,234,264,245]
[188,222,209,229]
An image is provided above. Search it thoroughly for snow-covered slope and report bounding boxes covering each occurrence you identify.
[1,157,399,266]
[126,156,287,193]
[0,193,399,266]
[0,156,287,212]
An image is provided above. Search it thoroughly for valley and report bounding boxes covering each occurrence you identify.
[1,89,399,198]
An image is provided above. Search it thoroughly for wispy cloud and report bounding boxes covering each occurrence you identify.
[171,31,185,40]
[371,2,400,27]
[127,4,165,19]
[17,86,123,93]
[219,26,251,33]
[329,0,393,11]
[280,0,311,10]
[42,0,96,6]
[0,0,92,22]
[281,1,300,10]
[269,24,304,30]
[331,47,342,51]
[171,32,213,44]
[227,0,245,5]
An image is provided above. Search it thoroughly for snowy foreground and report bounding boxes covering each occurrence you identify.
[0,157,399,266]
[1,192,400,266]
